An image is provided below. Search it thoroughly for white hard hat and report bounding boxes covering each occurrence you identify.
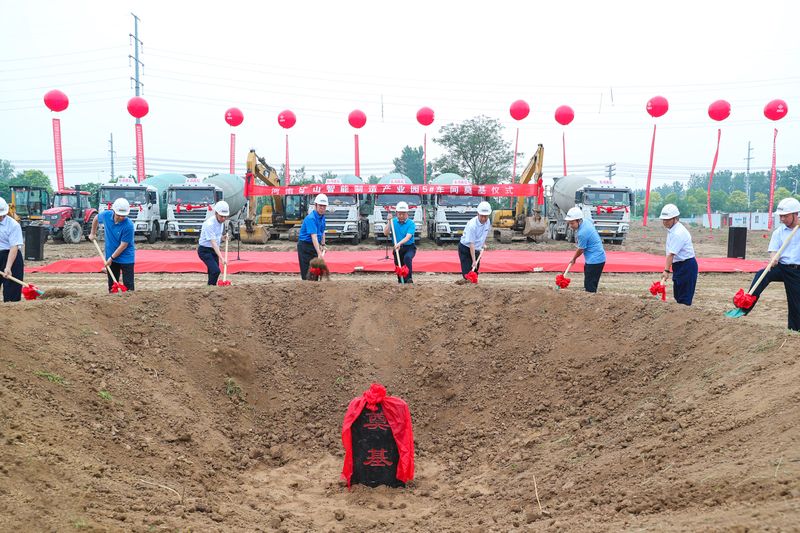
[396,201,409,212]
[477,201,492,216]
[214,200,230,216]
[112,198,131,216]
[314,193,329,206]
[0,197,8,216]
[775,197,800,215]
[564,206,583,221]
[659,203,680,219]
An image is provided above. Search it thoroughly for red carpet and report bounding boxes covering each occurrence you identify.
[27,250,765,274]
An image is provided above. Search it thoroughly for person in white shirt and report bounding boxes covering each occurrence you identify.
[743,197,800,330]
[659,204,698,305]
[455,201,492,285]
[197,201,229,285]
[0,198,25,302]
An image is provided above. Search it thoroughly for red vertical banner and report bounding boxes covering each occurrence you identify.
[354,134,361,178]
[423,132,427,184]
[135,123,145,183]
[229,133,236,174]
[52,118,65,191]
[707,128,722,230]
[768,128,778,229]
[285,134,291,186]
[643,124,657,227]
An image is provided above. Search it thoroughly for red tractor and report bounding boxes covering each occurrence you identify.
[42,187,98,244]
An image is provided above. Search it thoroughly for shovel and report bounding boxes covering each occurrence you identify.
[91,238,127,293]
[309,248,329,281]
[555,262,572,289]
[217,232,231,286]
[725,225,799,318]
[389,218,409,284]
[2,273,45,300]
[465,250,485,284]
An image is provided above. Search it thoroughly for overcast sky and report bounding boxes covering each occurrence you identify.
[1,0,799,190]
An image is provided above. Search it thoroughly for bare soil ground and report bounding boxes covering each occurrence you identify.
[2,223,798,532]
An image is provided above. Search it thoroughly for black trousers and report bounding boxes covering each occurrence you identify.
[197,245,221,285]
[107,262,135,292]
[395,244,416,283]
[584,262,605,293]
[672,257,698,306]
[0,249,23,302]
[458,243,482,278]
[746,263,800,331]
[297,240,317,280]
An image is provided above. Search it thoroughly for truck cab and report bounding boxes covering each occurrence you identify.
[427,174,481,244]
[548,176,633,244]
[98,177,161,243]
[372,174,424,244]
[9,186,49,227]
[316,176,370,244]
[165,177,222,239]
[42,189,97,243]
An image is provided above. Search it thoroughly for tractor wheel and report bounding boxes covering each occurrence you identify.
[62,220,83,244]
[148,221,159,244]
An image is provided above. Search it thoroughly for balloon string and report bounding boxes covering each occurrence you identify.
[643,123,657,226]
[768,128,778,230]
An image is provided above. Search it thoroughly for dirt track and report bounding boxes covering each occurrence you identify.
[2,223,799,531]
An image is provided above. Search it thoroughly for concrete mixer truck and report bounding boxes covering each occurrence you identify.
[317,175,371,244]
[427,173,482,244]
[547,175,633,244]
[372,173,424,244]
[98,174,186,243]
[164,174,247,239]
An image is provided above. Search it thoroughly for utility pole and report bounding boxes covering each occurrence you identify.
[605,162,616,183]
[745,141,754,209]
[108,133,115,180]
[129,13,144,124]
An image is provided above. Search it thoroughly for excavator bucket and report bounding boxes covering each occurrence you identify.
[523,216,547,238]
[239,223,270,244]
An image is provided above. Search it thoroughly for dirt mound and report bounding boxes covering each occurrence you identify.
[1,283,798,531]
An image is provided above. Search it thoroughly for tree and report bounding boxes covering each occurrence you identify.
[367,175,380,185]
[0,159,14,181]
[774,186,792,205]
[317,171,338,183]
[277,165,312,185]
[726,190,748,212]
[391,146,431,184]
[432,115,514,185]
[752,192,768,212]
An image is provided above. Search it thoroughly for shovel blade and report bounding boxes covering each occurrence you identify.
[724,308,746,318]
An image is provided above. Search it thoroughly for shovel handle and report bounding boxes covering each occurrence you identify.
[748,225,799,295]
[472,249,486,272]
[91,238,119,285]
[1,273,39,292]
[563,262,573,277]
[389,218,405,285]
[222,232,229,282]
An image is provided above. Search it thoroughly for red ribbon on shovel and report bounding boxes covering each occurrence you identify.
[649,281,667,301]
[464,249,486,284]
[91,238,127,294]
[2,273,45,300]
[389,216,409,283]
[555,262,572,289]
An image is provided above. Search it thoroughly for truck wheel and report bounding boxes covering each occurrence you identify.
[62,220,83,244]
[352,233,361,245]
[148,221,159,244]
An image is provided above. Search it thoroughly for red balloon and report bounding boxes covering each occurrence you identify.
[127,97,149,119]
[278,109,296,129]
[646,96,669,118]
[416,106,435,126]
[43,89,69,112]
[554,105,575,126]
[225,107,244,127]
[510,99,530,121]
[764,99,788,121]
[708,100,731,121]
[348,109,367,129]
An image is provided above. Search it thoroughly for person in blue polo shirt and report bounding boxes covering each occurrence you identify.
[659,203,698,305]
[297,193,327,280]
[197,201,230,285]
[383,201,417,283]
[565,206,606,293]
[742,197,800,330]
[456,201,492,285]
[0,197,25,302]
[89,198,136,292]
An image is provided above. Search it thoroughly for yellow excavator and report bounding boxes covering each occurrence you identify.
[9,186,50,227]
[492,143,547,243]
[240,149,308,243]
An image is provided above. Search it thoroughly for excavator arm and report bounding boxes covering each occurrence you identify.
[515,143,544,220]
[245,149,282,225]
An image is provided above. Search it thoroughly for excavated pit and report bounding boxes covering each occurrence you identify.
[0,283,798,531]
